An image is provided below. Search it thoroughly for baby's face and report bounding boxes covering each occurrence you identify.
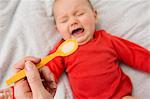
[53,0,97,45]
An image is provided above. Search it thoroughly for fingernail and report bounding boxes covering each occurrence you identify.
[25,61,33,71]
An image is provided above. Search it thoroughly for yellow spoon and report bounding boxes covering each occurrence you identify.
[6,39,78,85]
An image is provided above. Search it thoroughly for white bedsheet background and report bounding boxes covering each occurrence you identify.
[0,0,150,99]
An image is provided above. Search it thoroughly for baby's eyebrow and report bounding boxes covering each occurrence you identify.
[56,8,85,20]
[55,12,67,19]
[75,9,85,13]
[57,15,68,20]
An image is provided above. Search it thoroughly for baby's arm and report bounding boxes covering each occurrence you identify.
[45,55,65,83]
[45,40,66,83]
[111,36,150,72]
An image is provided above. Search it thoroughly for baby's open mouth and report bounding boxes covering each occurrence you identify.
[71,28,84,35]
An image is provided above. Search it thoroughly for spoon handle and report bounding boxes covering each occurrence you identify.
[6,52,58,85]
[6,69,26,85]
[36,52,58,69]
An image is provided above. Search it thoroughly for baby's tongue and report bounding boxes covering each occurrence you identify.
[72,28,84,35]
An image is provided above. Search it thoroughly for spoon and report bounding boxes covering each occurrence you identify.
[6,39,78,85]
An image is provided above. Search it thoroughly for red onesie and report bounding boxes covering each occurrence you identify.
[46,30,150,99]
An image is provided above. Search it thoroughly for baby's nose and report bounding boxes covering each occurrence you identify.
[70,17,79,27]
[71,21,78,27]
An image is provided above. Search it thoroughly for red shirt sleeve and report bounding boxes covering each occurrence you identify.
[111,36,150,72]
[45,40,65,82]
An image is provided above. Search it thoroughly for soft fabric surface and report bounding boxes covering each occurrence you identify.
[0,0,150,99]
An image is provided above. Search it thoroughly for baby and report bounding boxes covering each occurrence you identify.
[45,0,149,99]
[1,0,149,99]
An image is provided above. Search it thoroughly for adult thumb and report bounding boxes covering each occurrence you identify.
[25,61,44,93]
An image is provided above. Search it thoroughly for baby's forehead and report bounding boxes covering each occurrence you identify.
[53,0,93,9]
[53,0,94,14]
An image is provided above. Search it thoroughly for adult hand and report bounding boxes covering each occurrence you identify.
[14,56,56,99]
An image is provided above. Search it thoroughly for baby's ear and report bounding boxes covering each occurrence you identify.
[94,9,98,21]
[54,25,61,34]
[94,10,98,19]
[54,25,58,32]
[93,10,99,24]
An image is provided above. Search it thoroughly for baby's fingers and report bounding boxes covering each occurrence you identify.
[40,66,56,82]
[40,66,57,96]
[0,87,13,99]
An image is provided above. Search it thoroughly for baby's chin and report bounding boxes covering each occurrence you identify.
[65,37,87,45]
[78,42,88,45]
[64,33,93,45]
[76,36,93,45]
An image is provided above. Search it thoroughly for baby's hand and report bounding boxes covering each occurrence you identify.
[39,66,57,97]
[0,86,13,99]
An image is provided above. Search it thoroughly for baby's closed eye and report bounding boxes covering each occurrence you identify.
[76,11,85,16]
[58,17,68,23]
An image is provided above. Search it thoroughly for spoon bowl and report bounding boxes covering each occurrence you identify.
[57,39,78,56]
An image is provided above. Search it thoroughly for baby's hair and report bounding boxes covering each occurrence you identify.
[53,0,94,9]
[52,0,95,21]
[87,0,94,10]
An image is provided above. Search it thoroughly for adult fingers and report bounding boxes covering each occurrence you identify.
[14,79,32,98]
[13,56,41,95]
[13,56,41,73]
[25,61,45,95]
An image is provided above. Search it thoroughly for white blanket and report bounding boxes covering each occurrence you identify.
[0,0,150,99]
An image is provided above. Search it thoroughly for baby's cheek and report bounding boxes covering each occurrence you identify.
[82,17,95,26]
[83,18,92,25]
[61,32,71,40]
[57,26,67,36]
